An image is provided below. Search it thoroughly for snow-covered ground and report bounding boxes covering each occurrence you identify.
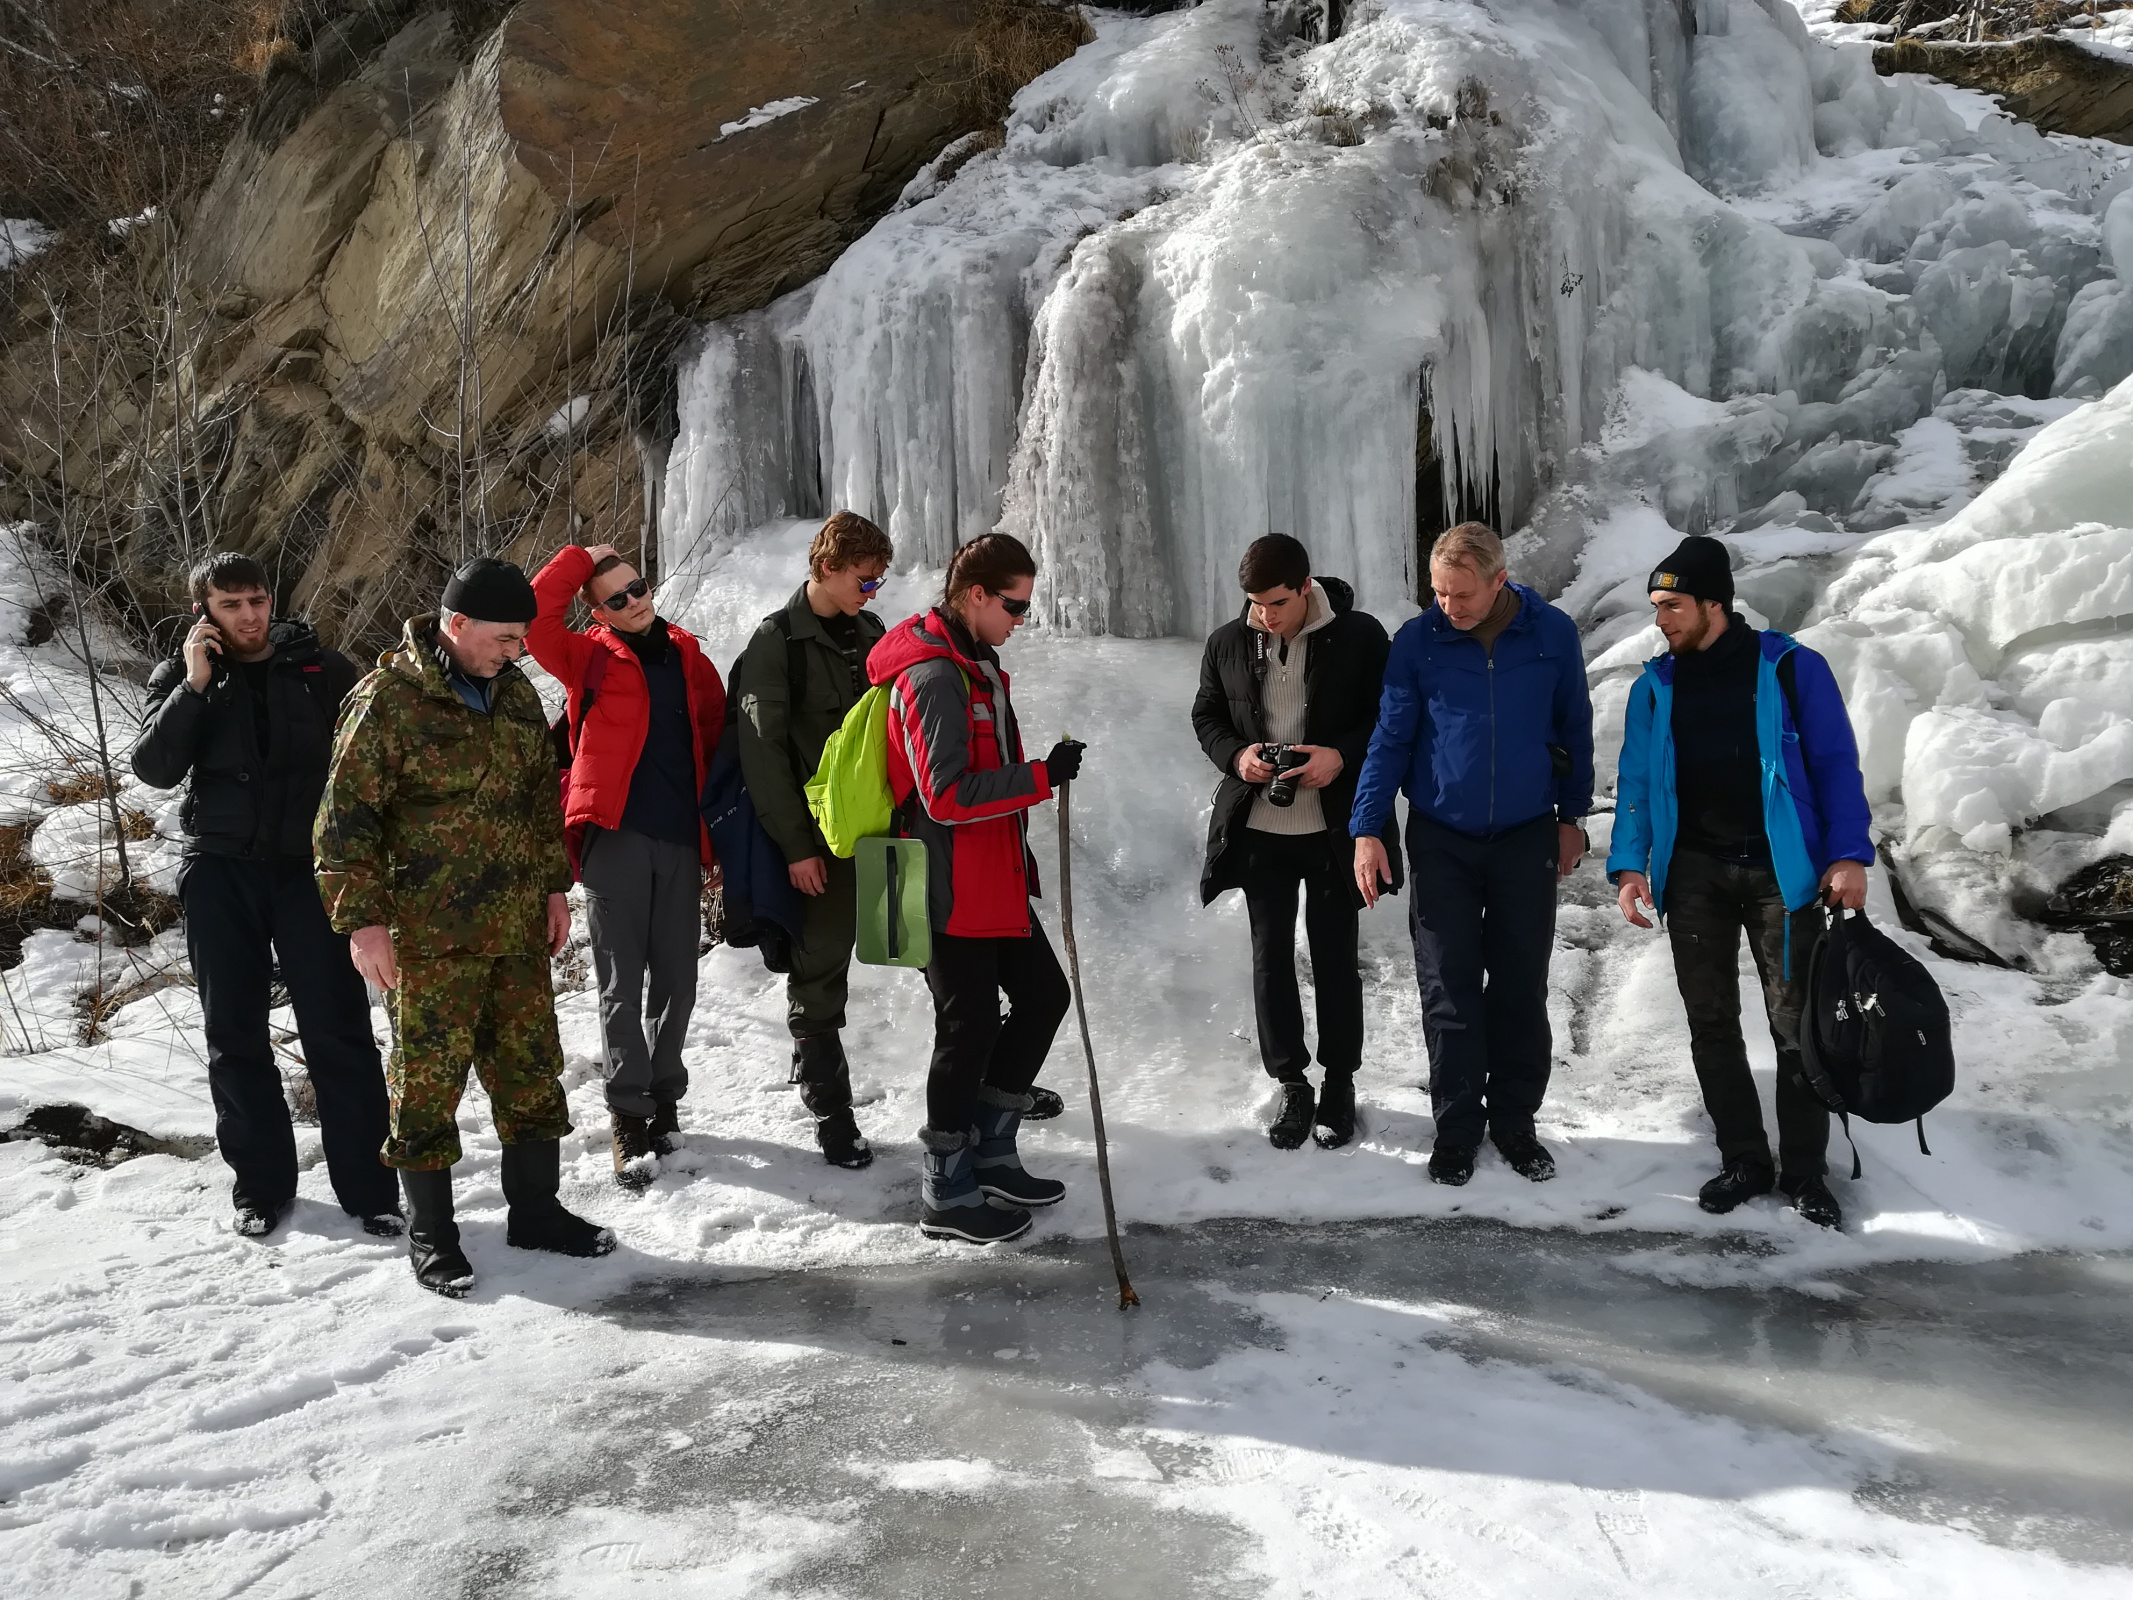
[6,0,2133,1593]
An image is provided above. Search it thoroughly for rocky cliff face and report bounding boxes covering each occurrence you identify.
[1874,37,2133,144]
[4,0,1083,652]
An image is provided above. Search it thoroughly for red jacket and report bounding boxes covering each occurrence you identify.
[871,608,1055,939]
[529,547,726,862]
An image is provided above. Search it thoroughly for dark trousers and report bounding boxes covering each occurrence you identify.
[580,825,701,1118]
[1241,830,1361,1083]
[787,854,858,1038]
[922,917,1072,1133]
[1407,813,1559,1150]
[180,854,396,1216]
[1664,849,1829,1178]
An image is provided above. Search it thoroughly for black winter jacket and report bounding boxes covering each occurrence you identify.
[131,620,360,860]
[1191,575,1404,905]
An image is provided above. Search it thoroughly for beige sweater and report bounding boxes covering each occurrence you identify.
[1246,583,1336,835]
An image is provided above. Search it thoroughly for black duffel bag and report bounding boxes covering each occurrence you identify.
[1797,906,1956,1177]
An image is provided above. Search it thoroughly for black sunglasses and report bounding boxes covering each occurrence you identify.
[996,594,1031,618]
[598,577,650,612]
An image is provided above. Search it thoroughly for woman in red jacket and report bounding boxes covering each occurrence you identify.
[869,534,1087,1244]
[528,543,725,1183]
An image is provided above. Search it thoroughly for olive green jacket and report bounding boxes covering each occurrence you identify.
[735,585,886,866]
[315,616,572,959]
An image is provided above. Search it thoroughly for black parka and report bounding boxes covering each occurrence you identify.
[131,620,360,860]
[1191,575,1404,905]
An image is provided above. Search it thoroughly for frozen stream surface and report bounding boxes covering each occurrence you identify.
[517,1222,2133,1593]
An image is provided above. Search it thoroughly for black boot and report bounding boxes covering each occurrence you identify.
[1428,1144,1476,1186]
[647,1100,682,1156]
[1312,1074,1356,1149]
[794,1033,873,1169]
[1268,1082,1315,1150]
[1491,1130,1556,1182]
[1780,1171,1842,1229]
[1698,1158,1775,1215]
[401,1168,474,1298]
[501,1140,616,1257]
[1025,1085,1066,1121]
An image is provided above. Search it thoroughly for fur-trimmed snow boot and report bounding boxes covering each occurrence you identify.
[970,1086,1066,1208]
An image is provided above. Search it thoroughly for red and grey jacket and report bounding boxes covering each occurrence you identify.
[870,607,1055,939]
[528,546,726,859]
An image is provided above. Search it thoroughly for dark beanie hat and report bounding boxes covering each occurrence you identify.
[441,557,537,624]
[1647,535,1733,608]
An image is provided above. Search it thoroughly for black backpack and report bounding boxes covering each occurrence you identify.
[1796,907,1955,1176]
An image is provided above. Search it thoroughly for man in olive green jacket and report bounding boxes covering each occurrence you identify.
[737,514,894,1168]
[316,558,613,1296]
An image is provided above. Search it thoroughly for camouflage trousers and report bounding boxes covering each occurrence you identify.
[382,953,572,1169]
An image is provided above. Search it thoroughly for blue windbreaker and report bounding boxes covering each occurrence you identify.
[1606,630,1873,916]
[1349,584,1595,840]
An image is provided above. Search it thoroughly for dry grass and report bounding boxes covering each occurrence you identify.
[0,822,55,970]
[953,0,1092,126]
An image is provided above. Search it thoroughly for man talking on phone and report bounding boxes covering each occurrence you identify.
[132,553,400,1240]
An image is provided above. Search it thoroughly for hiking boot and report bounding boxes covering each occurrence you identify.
[1312,1074,1357,1150]
[611,1112,657,1192]
[231,1198,290,1239]
[972,1087,1066,1208]
[918,1127,1032,1245]
[1427,1144,1477,1186]
[1268,1082,1315,1150]
[647,1100,682,1156]
[401,1168,474,1298]
[1025,1085,1066,1121]
[501,1140,617,1258]
[1491,1130,1556,1182]
[815,1105,874,1169]
[359,1211,406,1238]
[1781,1172,1842,1229]
[1698,1158,1776,1215]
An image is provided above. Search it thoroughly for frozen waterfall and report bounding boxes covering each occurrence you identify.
[660,0,2133,958]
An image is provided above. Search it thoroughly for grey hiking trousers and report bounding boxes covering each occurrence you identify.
[581,825,702,1118]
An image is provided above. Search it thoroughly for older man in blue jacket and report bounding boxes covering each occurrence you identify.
[1352,524,1594,1187]
[1607,535,1873,1229]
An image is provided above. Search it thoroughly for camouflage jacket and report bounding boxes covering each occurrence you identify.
[315,615,571,959]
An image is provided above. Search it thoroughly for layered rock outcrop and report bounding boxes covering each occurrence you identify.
[8,0,1082,650]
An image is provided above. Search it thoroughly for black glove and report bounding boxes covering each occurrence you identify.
[1043,739,1085,785]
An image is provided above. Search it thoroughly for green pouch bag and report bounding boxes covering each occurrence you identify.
[855,835,931,968]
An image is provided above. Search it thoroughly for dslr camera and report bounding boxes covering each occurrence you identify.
[1259,743,1311,808]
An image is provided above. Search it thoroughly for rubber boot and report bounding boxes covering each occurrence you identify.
[401,1167,474,1298]
[918,1127,1031,1244]
[500,1139,617,1257]
[970,1086,1066,1208]
[793,1033,873,1169]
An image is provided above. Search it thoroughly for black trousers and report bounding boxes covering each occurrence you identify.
[922,917,1072,1133]
[1406,812,1559,1150]
[1240,830,1361,1083]
[181,854,397,1216]
[1664,849,1829,1178]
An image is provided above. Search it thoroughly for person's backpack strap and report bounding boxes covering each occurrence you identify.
[1777,647,1810,785]
[771,609,810,779]
[572,647,610,754]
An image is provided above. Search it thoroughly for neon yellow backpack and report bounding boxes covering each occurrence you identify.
[804,686,896,858]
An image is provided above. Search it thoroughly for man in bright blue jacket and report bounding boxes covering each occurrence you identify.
[1352,524,1594,1187]
[1607,535,1872,1229]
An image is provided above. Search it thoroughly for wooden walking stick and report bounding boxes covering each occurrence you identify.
[1054,757,1139,1309]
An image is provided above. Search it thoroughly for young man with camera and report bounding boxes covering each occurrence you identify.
[1193,535,1397,1150]
[1351,524,1593,1187]
[132,553,399,1240]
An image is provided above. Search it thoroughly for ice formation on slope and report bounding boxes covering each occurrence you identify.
[662,0,2127,636]
[662,0,2133,957]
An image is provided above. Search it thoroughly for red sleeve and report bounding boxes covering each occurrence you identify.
[528,547,596,685]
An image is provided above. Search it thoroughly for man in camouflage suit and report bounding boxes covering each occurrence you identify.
[316,557,614,1296]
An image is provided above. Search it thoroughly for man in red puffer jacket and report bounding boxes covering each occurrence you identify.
[529,542,725,1187]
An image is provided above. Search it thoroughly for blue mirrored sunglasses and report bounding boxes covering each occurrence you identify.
[858,576,886,595]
